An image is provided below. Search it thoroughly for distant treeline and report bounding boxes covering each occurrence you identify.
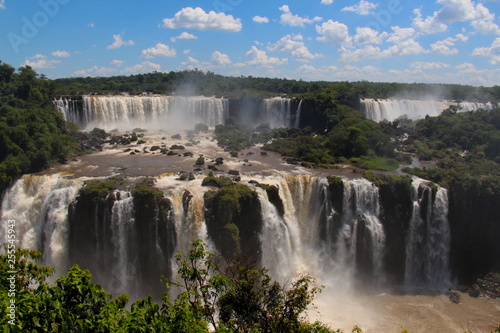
[54,69,500,102]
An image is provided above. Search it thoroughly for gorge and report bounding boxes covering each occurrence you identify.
[2,93,499,332]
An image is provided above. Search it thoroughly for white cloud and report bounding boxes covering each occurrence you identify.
[170,32,197,42]
[88,23,95,28]
[183,49,191,55]
[107,34,134,49]
[253,16,269,23]
[52,50,70,58]
[430,33,468,54]
[342,0,378,15]
[321,0,334,5]
[410,61,450,69]
[316,20,352,46]
[279,5,322,28]
[0,0,5,9]
[472,37,500,64]
[111,60,124,66]
[246,46,288,67]
[268,34,322,61]
[123,61,161,74]
[354,27,387,44]
[339,26,426,62]
[74,66,116,77]
[211,51,231,65]
[412,0,500,35]
[141,43,176,58]
[24,54,60,69]
[162,7,242,32]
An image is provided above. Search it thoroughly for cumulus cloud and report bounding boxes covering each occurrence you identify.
[162,7,242,32]
[412,0,500,35]
[24,54,60,69]
[321,0,334,5]
[123,61,161,74]
[430,33,468,54]
[0,0,5,9]
[74,66,116,77]
[170,32,197,42]
[107,34,134,49]
[268,34,322,61]
[52,50,70,58]
[253,16,269,23]
[316,20,352,46]
[354,27,387,44]
[472,37,500,64]
[339,26,425,62]
[246,46,288,67]
[141,43,177,58]
[211,51,232,65]
[279,5,322,28]
[342,0,378,15]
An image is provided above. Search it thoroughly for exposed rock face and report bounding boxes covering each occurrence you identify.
[449,180,500,284]
[375,175,413,285]
[68,179,176,299]
[204,184,263,261]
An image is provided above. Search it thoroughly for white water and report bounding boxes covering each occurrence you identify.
[1,172,452,300]
[55,95,229,131]
[260,97,296,128]
[0,174,82,269]
[404,178,451,290]
[361,98,498,122]
[108,190,137,295]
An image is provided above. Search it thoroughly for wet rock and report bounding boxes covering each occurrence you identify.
[228,170,240,176]
[447,289,461,303]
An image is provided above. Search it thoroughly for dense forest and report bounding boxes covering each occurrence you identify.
[54,69,500,102]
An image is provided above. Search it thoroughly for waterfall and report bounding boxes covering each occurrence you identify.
[256,175,385,290]
[109,191,136,295]
[260,97,296,128]
[294,100,303,128]
[55,95,229,130]
[360,98,498,122]
[0,174,82,269]
[1,171,456,298]
[54,97,81,123]
[404,178,451,289]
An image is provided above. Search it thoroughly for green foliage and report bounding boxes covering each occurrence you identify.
[80,180,117,199]
[0,242,346,332]
[196,156,205,165]
[354,156,399,171]
[0,62,94,192]
[201,176,235,188]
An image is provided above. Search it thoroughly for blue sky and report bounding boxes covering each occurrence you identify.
[1,0,499,85]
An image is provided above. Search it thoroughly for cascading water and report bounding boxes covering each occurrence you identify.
[404,178,451,290]
[360,98,498,122]
[260,97,295,128]
[0,174,82,270]
[109,191,136,295]
[255,175,385,291]
[1,171,454,300]
[55,95,229,131]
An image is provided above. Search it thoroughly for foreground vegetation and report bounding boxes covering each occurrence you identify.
[0,242,336,332]
[2,245,498,332]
